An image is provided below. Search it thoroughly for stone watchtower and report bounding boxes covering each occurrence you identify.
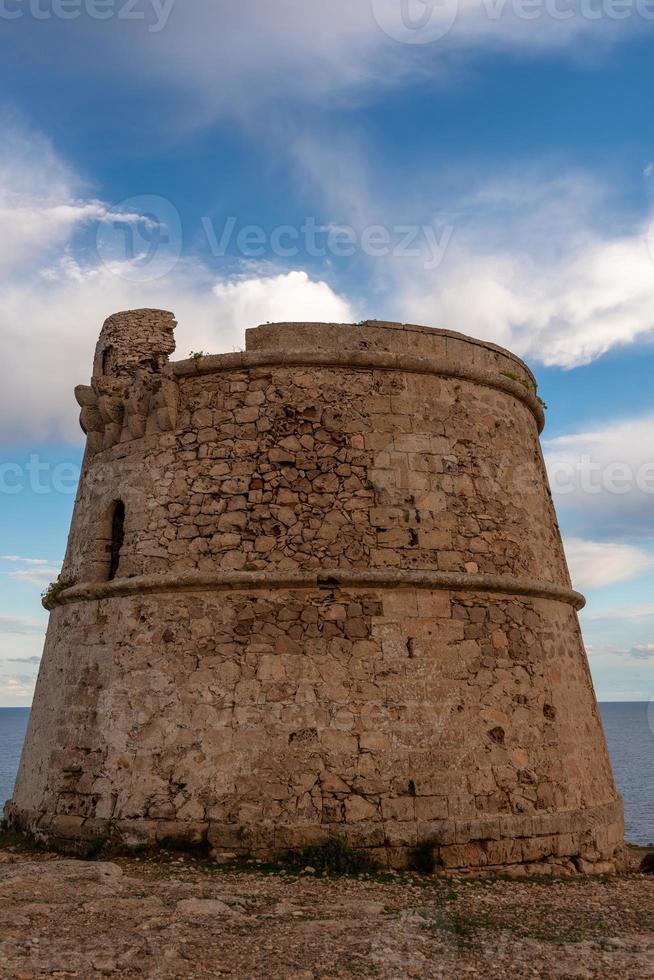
[8,310,624,873]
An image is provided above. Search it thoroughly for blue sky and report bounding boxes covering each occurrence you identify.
[1,1,654,704]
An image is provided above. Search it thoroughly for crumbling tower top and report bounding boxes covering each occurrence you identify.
[92,308,177,380]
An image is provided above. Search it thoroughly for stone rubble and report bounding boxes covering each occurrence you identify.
[0,845,652,979]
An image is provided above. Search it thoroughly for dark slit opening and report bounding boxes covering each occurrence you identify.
[108,500,125,581]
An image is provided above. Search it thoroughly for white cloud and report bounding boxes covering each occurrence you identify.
[0,555,62,588]
[210,271,354,338]
[0,675,35,704]
[291,143,654,369]
[0,617,45,637]
[0,118,356,444]
[17,2,642,129]
[391,178,654,369]
[0,258,356,443]
[0,196,107,273]
[631,643,654,660]
[0,556,51,565]
[583,603,654,621]
[7,567,62,588]
[563,537,653,590]
[0,112,145,275]
[544,414,654,537]
[3,119,654,449]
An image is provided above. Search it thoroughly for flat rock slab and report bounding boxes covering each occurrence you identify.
[176,897,244,918]
[0,848,653,978]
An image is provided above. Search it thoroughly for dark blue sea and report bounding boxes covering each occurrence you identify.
[600,702,654,846]
[0,707,30,817]
[0,704,653,843]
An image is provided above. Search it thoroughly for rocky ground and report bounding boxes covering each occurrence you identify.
[0,837,653,979]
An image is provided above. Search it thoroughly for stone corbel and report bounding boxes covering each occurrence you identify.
[93,377,127,449]
[123,377,154,440]
[75,385,104,454]
[149,375,179,433]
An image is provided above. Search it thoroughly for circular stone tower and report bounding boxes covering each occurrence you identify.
[7,311,624,874]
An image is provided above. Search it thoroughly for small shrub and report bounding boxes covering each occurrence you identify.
[413,839,441,875]
[640,852,654,874]
[500,370,531,392]
[282,837,377,875]
[189,350,205,362]
[158,835,211,859]
[79,837,108,860]
[41,577,74,609]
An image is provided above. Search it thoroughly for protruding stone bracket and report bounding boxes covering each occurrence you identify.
[76,310,179,455]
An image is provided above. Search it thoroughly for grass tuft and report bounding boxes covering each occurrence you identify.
[281,837,378,876]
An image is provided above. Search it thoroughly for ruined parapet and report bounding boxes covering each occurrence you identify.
[75,309,178,453]
[7,313,625,874]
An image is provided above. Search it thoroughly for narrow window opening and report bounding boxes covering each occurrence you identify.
[101,345,114,376]
[108,500,125,581]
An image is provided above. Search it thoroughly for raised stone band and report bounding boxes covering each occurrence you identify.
[46,568,585,610]
[172,348,546,432]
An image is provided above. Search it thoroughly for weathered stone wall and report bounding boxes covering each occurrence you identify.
[7,311,624,874]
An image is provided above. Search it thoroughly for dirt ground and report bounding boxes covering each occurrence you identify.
[0,837,653,979]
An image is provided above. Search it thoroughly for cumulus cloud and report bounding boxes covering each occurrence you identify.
[0,258,356,443]
[209,271,353,338]
[3,116,654,448]
[387,173,654,368]
[405,231,654,367]
[0,118,356,444]
[544,414,654,538]
[292,140,654,368]
[563,537,653,590]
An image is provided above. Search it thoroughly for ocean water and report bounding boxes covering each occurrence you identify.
[0,704,653,843]
[600,702,654,846]
[0,707,29,815]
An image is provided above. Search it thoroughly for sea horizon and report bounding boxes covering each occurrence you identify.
[1,702,652,846]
